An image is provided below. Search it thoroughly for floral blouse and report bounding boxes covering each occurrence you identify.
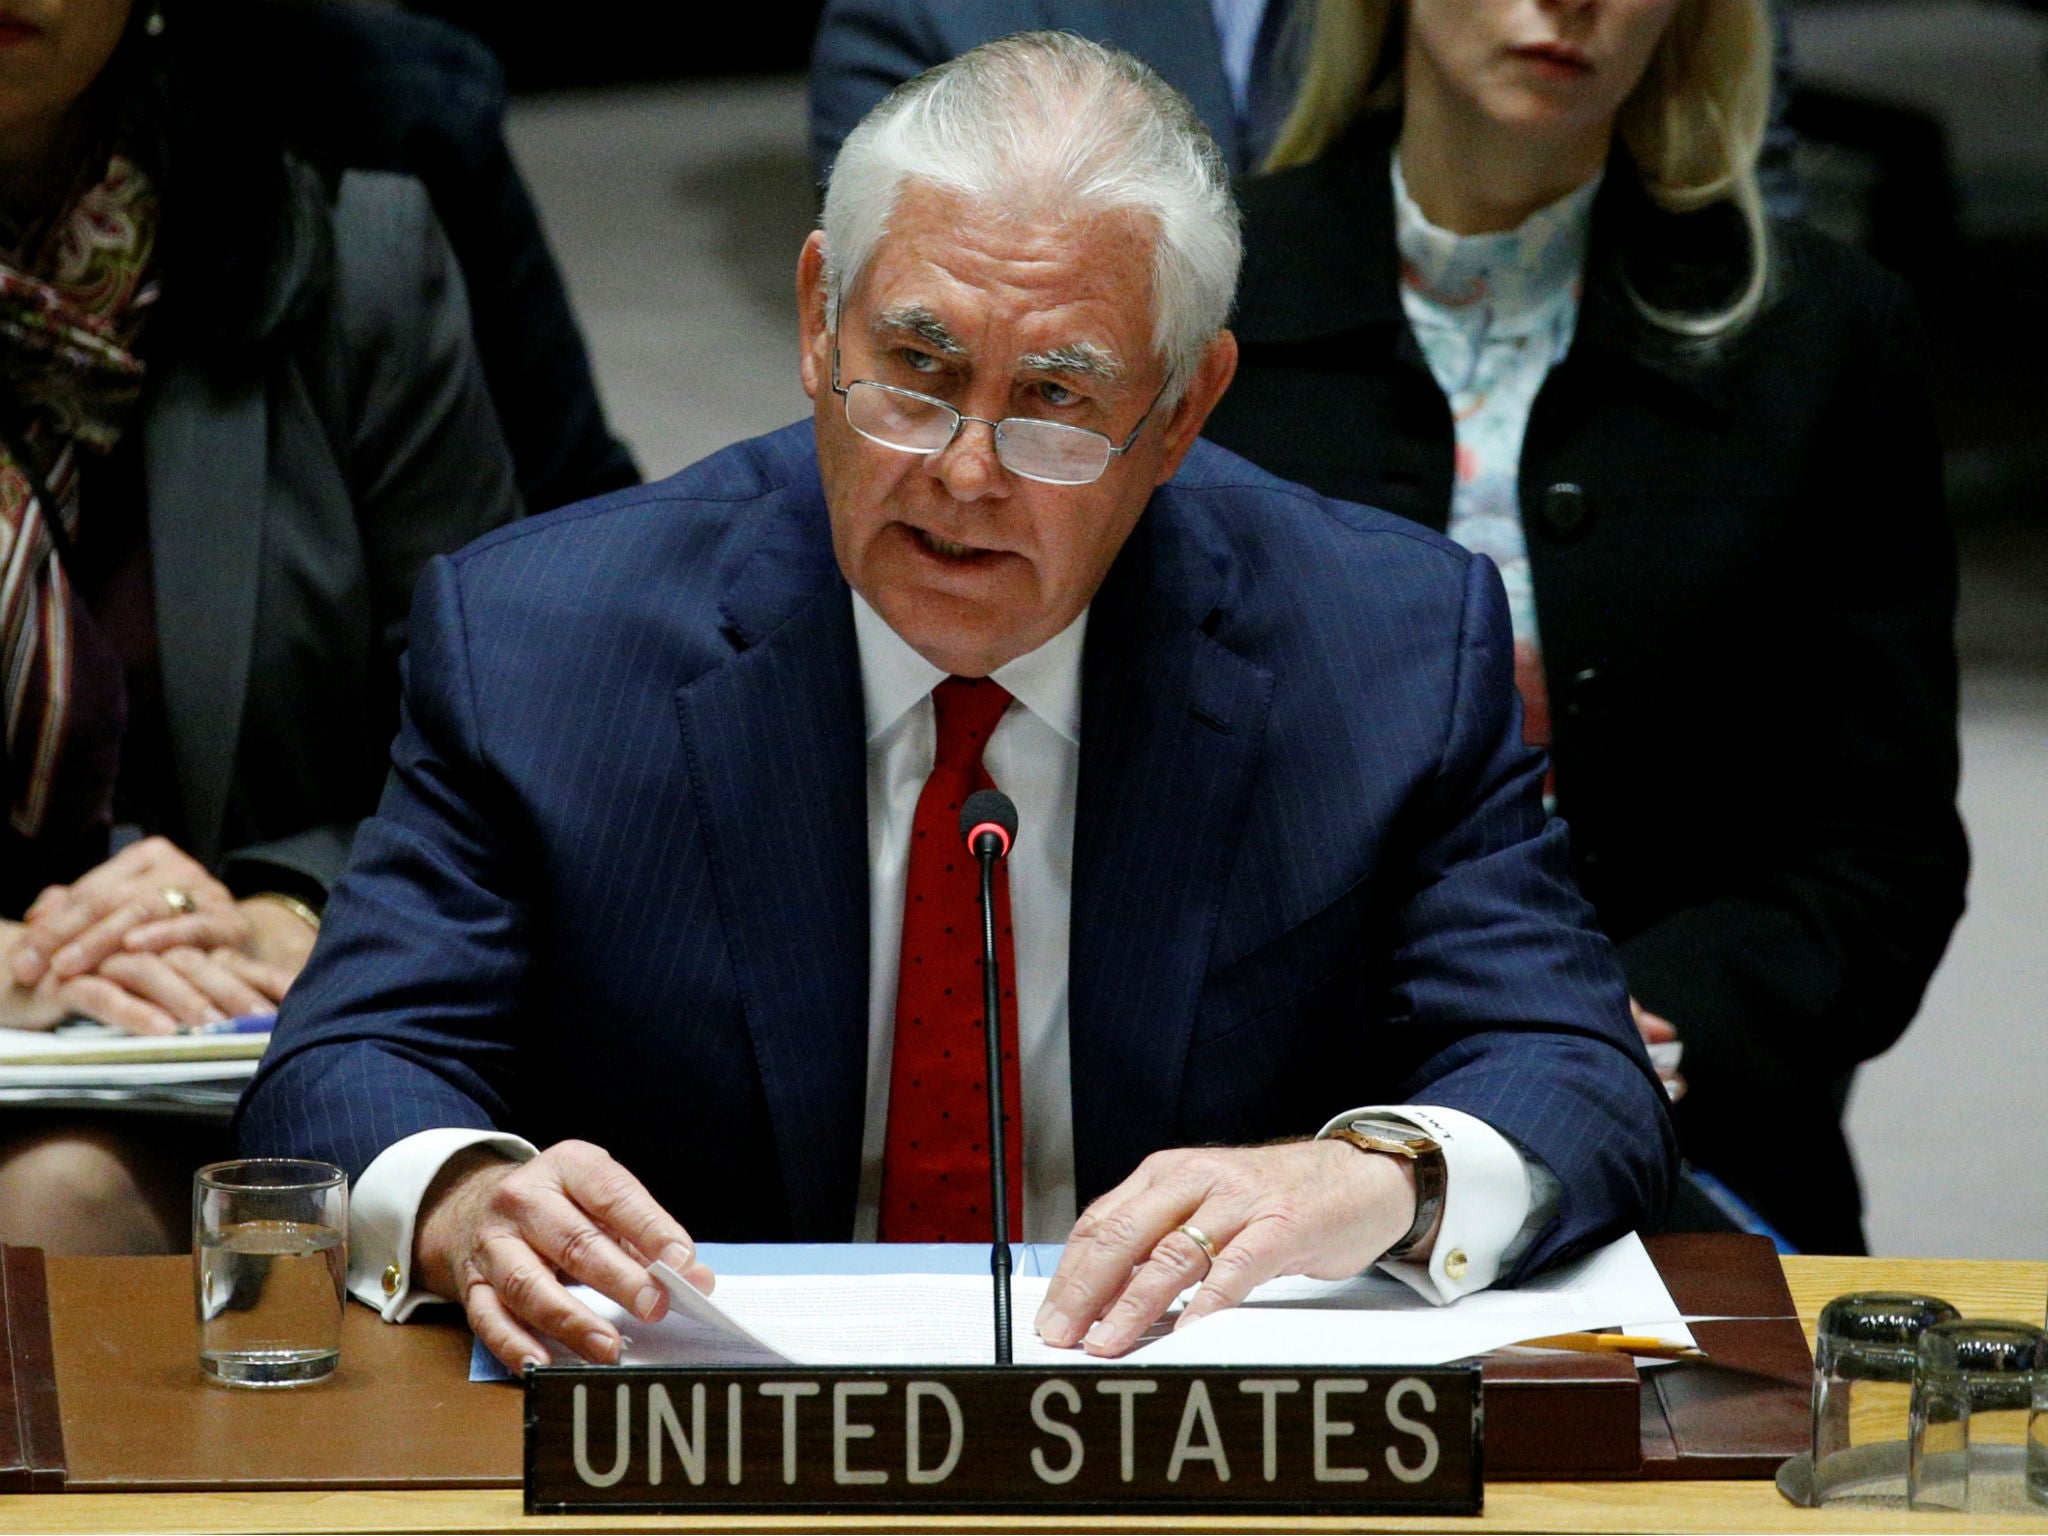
[1392,156,1598,782]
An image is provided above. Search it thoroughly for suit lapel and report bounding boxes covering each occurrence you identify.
[143,363,267,868]
[674,500,870,1239]
[1068,495,1274,1205]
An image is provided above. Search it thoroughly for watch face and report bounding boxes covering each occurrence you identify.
[1349,1120,1435,1155]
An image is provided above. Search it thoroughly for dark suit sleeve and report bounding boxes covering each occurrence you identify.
[268,3,639,512]
[808,0,952,181]
[809,0,1249,181]
[385,34,639,513]
[233,557,531,1181]
[218,174,522,905]
[1619,279,1966,1178]
[331,173,524,658]
[219,825,355,903]
[1376,554,1677,1278]
[808,0,1073,180]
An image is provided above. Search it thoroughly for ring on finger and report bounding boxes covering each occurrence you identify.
[162,886,197,916]
[1175,1222,1219,1264]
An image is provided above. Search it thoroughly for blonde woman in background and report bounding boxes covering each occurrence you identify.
[1203,0,1966,1255]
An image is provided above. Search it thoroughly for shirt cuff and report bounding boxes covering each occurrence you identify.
[348,1127,538,1321]
[1318,1103,1534,1304]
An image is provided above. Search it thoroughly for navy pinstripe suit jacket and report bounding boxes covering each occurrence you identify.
[235,423,1674,1279]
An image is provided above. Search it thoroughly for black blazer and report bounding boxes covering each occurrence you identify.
[1204,136,1967,1254]
[139,172,518,916]
[249,0,638,514]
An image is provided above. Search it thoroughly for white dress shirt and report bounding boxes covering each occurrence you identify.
[349,592,1544,1320]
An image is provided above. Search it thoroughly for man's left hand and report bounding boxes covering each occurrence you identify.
[1035,1141,1420,1358]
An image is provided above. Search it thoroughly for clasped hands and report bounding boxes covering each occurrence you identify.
[1,837,311,1034]
[423,1136,1424,1371]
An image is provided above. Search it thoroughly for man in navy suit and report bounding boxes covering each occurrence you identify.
[811,0,1303,181]
[236,32,1672,1370]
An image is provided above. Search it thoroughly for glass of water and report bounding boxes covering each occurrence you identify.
[1909,1318,2040,1512]
[1811,1292,1959,1504]
[2033,1312,2048,1507]
[194,1159,347,1387]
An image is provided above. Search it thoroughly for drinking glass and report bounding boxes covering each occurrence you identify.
[2030,1310,2048,1507]
[193,1158,348,1387]
[1810,1292,1959,1503]
[1909,1318,2040,1513]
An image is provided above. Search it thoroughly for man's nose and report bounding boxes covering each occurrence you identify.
[925,415,1011,502]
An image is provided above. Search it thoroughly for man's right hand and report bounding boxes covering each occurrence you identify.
[413,1139,717,1371]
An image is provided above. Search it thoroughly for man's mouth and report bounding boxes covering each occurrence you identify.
[910,525,998,563]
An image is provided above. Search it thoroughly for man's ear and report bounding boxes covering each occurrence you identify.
[1151,329,1239,485]
[797,230,833,400]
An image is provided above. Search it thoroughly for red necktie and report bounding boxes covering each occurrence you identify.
[879,676,1023,1242]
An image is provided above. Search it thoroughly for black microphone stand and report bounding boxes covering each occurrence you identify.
[961,788,1018,1365]
[975,845,1013,1364]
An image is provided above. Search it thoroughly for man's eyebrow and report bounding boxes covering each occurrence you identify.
[1017,342,1125,382]
[871,304,965,355]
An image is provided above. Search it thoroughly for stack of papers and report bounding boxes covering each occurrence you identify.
[481,1233,1696,1375]
[0,1019,271,1113]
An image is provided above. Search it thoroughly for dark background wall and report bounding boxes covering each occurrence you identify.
[1784,0,2048,669]
[409,1,827,90]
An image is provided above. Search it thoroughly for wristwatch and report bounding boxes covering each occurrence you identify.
[1320,1118,1446,1260]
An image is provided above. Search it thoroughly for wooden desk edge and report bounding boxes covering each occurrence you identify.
[3,1482,2048,1535]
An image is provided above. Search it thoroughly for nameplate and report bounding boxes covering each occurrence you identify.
[524,1364,1481,1514]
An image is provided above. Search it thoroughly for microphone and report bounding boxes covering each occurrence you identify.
[962,787,1017,861]
[959,787,1018,1364]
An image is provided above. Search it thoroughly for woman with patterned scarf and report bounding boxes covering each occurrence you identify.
[0,0,521,1250]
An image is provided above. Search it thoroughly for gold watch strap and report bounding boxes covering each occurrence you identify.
[252,892,322,933]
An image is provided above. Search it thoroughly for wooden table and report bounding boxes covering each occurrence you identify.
[0,1255,2041,1533]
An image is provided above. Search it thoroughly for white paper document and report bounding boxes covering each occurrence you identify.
[631,1268,1080,1367]
[570,1233,1688,1370]
[0,1020,269,1069]
[0,1022,267,1113]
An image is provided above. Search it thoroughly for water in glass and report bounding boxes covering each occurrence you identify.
[198,1218,345,1386]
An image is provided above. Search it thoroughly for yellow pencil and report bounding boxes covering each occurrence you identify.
[1515,1331,1707,1361]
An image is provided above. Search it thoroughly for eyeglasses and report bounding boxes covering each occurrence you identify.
[830,347,1167,486]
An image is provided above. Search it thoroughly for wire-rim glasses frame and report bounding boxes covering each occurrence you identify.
[829,344,1168,486]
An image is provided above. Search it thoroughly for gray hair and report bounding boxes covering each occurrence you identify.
[820,31,1242,403]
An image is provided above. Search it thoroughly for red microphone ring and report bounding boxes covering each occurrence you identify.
[966,821,1012,859]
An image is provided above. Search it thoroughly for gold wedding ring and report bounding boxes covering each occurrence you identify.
[162,886,197,916]
[1175,1222,1219,1264]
